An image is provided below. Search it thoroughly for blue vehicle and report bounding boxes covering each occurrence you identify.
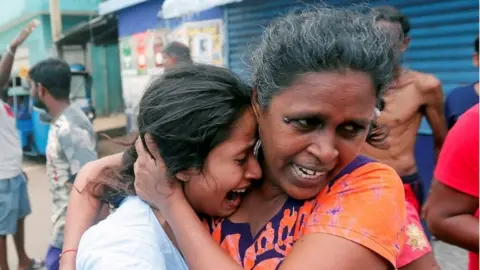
[6,64,95,156]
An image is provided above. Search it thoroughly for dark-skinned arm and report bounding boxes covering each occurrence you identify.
[422,75,447,160]
[424,181,478,252]
[0,47,15,92]
[423,106,479,253]
[0,20,38,94]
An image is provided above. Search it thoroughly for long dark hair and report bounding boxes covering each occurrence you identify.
[92,64,251,203]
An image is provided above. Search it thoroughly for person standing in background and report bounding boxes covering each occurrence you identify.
[162,41,193,70]
[362,6,446,269]
[0,20,45,270]
[28,58,98,270]
[444,37,479,129]
[423,104,479,270]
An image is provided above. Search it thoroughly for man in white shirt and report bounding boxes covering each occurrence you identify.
[0,21,44,270]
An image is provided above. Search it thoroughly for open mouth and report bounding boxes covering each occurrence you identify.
[226,188,248,202]
[292,163,326,179]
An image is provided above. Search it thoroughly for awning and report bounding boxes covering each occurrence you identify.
[56,14,118,46]
[99,0,149,15]
[159,0,243,19]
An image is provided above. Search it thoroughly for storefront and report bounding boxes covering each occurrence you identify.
[100,0,229,131]
[56,14,123,117]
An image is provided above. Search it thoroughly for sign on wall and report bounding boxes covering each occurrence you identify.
[119,18,224,132]
[168,19,223,66]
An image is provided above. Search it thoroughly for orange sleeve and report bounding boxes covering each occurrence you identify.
[304,162,406,266]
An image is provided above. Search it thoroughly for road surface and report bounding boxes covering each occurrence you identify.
[6,138,470,269]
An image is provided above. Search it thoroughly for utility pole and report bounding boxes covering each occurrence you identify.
[49,0,63,56]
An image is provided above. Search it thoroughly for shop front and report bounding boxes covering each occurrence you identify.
[110,0,227,132]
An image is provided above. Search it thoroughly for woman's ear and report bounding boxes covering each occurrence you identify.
[251,87,261,121]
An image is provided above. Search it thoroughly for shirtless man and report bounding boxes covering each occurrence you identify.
[362,6,446,270]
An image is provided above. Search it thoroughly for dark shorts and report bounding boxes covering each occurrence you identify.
[401,173,424,213]
[45,245,61,270]
[0,173,32,235]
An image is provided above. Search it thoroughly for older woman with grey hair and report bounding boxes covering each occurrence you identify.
[134,5,407,270]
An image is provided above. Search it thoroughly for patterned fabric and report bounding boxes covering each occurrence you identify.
[396,201,431,268]
[46,104,97,248]
[205,156,406,269]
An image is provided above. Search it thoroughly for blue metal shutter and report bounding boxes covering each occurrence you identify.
[225,0,315,81]
[226,0,478,91]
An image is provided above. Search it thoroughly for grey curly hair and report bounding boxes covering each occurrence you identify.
[251,5,401,108]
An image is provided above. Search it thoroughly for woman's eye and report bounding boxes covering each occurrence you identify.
[294,119,309,128]
[339,124,364,138]
[235,156,247,165]
[344,125,355,132]
[285,117,322,130]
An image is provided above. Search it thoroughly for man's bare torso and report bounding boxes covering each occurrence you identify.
[362,70,436,176]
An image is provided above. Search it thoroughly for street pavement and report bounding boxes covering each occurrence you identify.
[6,137,470,269]
[434,241,469,270]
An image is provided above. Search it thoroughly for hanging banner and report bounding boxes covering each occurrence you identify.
[120,36,135,75]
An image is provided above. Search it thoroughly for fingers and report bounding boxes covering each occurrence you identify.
[27,19,40,32]
[135,136,148,159]
[12,19,39,47]
[133,134,167,178]
[134,137,146,177]
[144,133,164,164]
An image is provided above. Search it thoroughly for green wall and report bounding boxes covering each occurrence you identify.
[0,15,91,65]
[90,43,124,116]
[0,0,122,116]
[0,18,46,64]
